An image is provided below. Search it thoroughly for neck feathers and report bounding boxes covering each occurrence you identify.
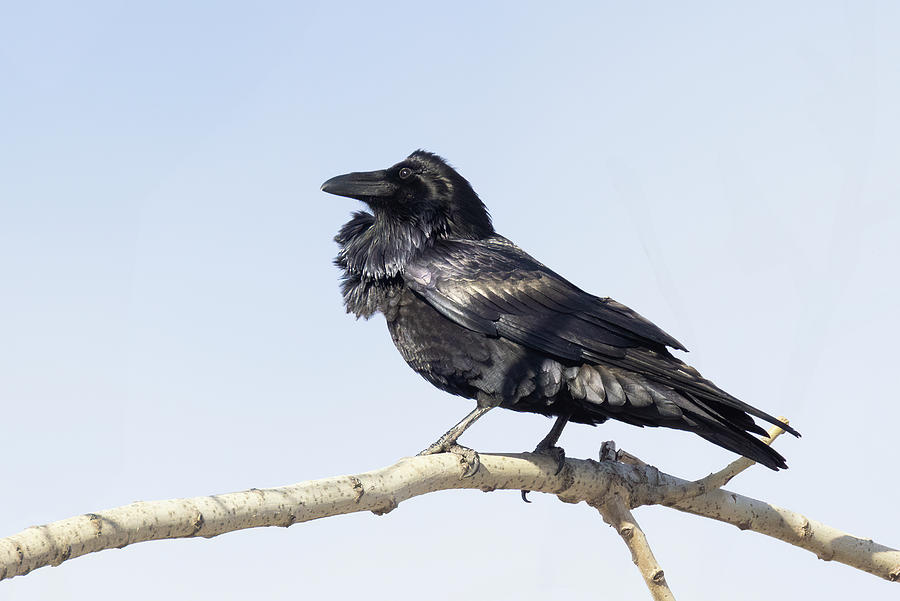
[334,211,434,279]
[333,211,430,318]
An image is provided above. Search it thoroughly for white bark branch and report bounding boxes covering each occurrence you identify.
[1,450,898,586]
[659,419,789,502]
[665,487,900,582]
[595,492,676,601]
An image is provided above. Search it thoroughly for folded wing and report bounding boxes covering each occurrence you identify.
[403,236,799,441]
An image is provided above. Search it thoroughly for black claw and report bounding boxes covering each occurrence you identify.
[551,447,566,475]
[533,445,566,475]
[448,443,481,478]
[459,454,480,478]
[521,490,531,503]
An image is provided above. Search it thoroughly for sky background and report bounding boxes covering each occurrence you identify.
[2,1,899,599]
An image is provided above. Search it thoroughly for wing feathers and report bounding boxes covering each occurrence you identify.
[403,235,799,449]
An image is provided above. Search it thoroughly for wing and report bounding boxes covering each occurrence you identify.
[403,235,799,439]
[404,235,686,361]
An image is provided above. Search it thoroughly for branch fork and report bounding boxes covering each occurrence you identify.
[1,418,897,599]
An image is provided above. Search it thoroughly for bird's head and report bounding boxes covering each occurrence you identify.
[321,150,493,240]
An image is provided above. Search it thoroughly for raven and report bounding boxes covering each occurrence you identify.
[322,150,798,474]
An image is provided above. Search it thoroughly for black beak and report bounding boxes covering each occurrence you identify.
[320,170,397,201]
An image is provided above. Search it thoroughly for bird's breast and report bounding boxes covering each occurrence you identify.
[385,286,560,406]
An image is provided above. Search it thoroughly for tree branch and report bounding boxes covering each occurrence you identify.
[1,449,897,587]
[664,486,900,582]
[595,492,676,601]
[658,419,789,503]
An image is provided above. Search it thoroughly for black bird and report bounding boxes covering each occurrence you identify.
[322,150,799,475]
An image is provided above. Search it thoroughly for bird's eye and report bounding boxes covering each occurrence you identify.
[398,167,413,179]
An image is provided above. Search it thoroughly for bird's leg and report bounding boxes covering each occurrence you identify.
[418,406,493,478]
[418,406,493,453]
[521,413,570,503]
[534,413,569,472]
[536,413,569,452]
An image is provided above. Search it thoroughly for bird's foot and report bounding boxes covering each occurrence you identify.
[418,442,481,479]
[534,443,567,475]
[520,444,567,503]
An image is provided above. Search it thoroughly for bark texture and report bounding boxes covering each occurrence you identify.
[1,449,897,588]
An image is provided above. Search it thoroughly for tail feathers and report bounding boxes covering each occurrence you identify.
[686,415,789,470]
[660,393,789,470]
[694,428,788,470]
[566,364,793,470]
[614,349,801,438]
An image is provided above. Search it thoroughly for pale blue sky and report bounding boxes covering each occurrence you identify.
[2,2,899,599]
